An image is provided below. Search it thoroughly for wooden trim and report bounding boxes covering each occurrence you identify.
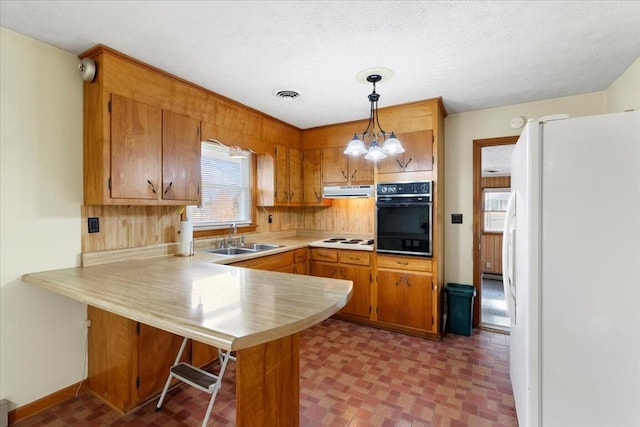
[8,381,87,424]
[79,44,297,130]
[472,136,518,328]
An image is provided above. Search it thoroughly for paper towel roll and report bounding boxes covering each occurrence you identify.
[178,220,193,256]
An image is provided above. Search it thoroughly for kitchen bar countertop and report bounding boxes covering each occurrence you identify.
[22,248,352,351]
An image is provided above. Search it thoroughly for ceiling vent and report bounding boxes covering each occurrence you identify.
[273,89,300,100]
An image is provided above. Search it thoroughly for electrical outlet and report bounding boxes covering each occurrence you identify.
[451,213,463,224]
[84,319,92,328]
[88,217,99,233]
[268,214,273,224]
[486,262,492,269]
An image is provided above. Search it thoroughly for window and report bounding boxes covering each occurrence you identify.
[483,189,510,232]
[188,142,253,229]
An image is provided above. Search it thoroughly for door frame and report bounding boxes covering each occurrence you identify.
[472,136,519,328]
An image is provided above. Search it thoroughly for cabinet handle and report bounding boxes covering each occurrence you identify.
[341,170,348,180]
[397,261,409,266]
[395,275,404,286]
[349,257,360,261]
[314,191,320,200]
[404,275,412,287]
[164,181,173,194]
[289,191,294,201]
[396,159,404,170]
[351,170,357,179]
[146,180,157,194]
[404,158,413,169]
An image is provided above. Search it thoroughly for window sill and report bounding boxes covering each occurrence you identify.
[194,225,258,239]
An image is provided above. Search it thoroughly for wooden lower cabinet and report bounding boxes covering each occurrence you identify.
[376,254,435,333]
[309,248,371,319]
[231,248,307,274]
[87,306,192,412]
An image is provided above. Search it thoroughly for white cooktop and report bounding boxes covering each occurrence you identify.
[309,237,375,252]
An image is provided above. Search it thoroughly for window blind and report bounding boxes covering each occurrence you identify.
[188,142,252,228]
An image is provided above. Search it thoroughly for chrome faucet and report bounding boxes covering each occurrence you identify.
[228,223,238,247]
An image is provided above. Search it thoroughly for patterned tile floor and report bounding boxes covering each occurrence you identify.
[13,319,516,427]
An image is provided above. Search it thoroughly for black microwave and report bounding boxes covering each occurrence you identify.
[376,182,432,257]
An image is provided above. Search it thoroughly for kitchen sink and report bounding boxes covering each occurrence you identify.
[205,247,256,256]
[243,243,283,251]
[205,243,283,256]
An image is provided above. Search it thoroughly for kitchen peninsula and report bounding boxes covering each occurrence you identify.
[22,253,352,426]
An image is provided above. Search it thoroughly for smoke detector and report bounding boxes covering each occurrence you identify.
[272,89,300,100]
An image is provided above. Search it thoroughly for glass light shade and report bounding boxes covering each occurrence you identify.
[344,135,368,156]
[382,132,404,154]
[364,143,387,161]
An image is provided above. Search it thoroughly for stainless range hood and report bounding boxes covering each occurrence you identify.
[323,185,374,199]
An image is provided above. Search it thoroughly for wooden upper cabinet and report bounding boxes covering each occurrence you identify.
[321,147,373,185]
[288,147,302,204]
[258,144,302,206]
[302,149,331,206]
[161,110,201,203]
[110,95,162,200]
[85,93,201,205]
[378,130,433,175]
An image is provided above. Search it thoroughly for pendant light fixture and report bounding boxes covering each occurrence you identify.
[344,73,404,161]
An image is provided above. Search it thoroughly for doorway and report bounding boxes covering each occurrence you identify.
[472,136,518,332]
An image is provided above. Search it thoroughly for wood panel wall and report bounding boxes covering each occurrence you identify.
[479,175,511,275]
[82,205,182,252]
[299,198,375,234]
[480,234,503,275]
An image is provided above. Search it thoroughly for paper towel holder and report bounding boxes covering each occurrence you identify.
[175,240,194,257]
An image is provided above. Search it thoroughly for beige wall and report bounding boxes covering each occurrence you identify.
[605,57,640,113]
[0,28,86,409]
[443,56,639,285]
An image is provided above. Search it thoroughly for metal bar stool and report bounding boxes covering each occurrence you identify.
[156,337,236,426]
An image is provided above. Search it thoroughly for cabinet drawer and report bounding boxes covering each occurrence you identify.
[310,248,338,263]
[294,248,307,263]
[232,251,295,271]
[377,255,432,272]
[338,250,370,266]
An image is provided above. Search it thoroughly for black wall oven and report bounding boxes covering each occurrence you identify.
[376,181,432,256]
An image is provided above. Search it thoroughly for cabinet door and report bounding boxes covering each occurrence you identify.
[293,262,307,275]
[309,261,338,279]
[288,148,303,204]
[348,155,374,184]
[191,341,219,368]
[377,130,433,174]
[376,270,404,325]
[275,145,289,204]
[403,273,433,330]
[110,95,162,200]
[162,110,201,202]
[339,265,371,319]
[402,130,433,172]
[322,147,349,184]
[137,324,184,402]
[302,149,323,204]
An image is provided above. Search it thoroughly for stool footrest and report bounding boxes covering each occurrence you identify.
[170,362,218,393]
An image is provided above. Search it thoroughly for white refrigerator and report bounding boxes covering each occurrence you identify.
[502,111,640,427]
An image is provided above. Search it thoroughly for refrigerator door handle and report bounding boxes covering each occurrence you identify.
[502,190,517,325]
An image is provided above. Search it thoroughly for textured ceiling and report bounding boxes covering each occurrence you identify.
[1,1,639,130]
